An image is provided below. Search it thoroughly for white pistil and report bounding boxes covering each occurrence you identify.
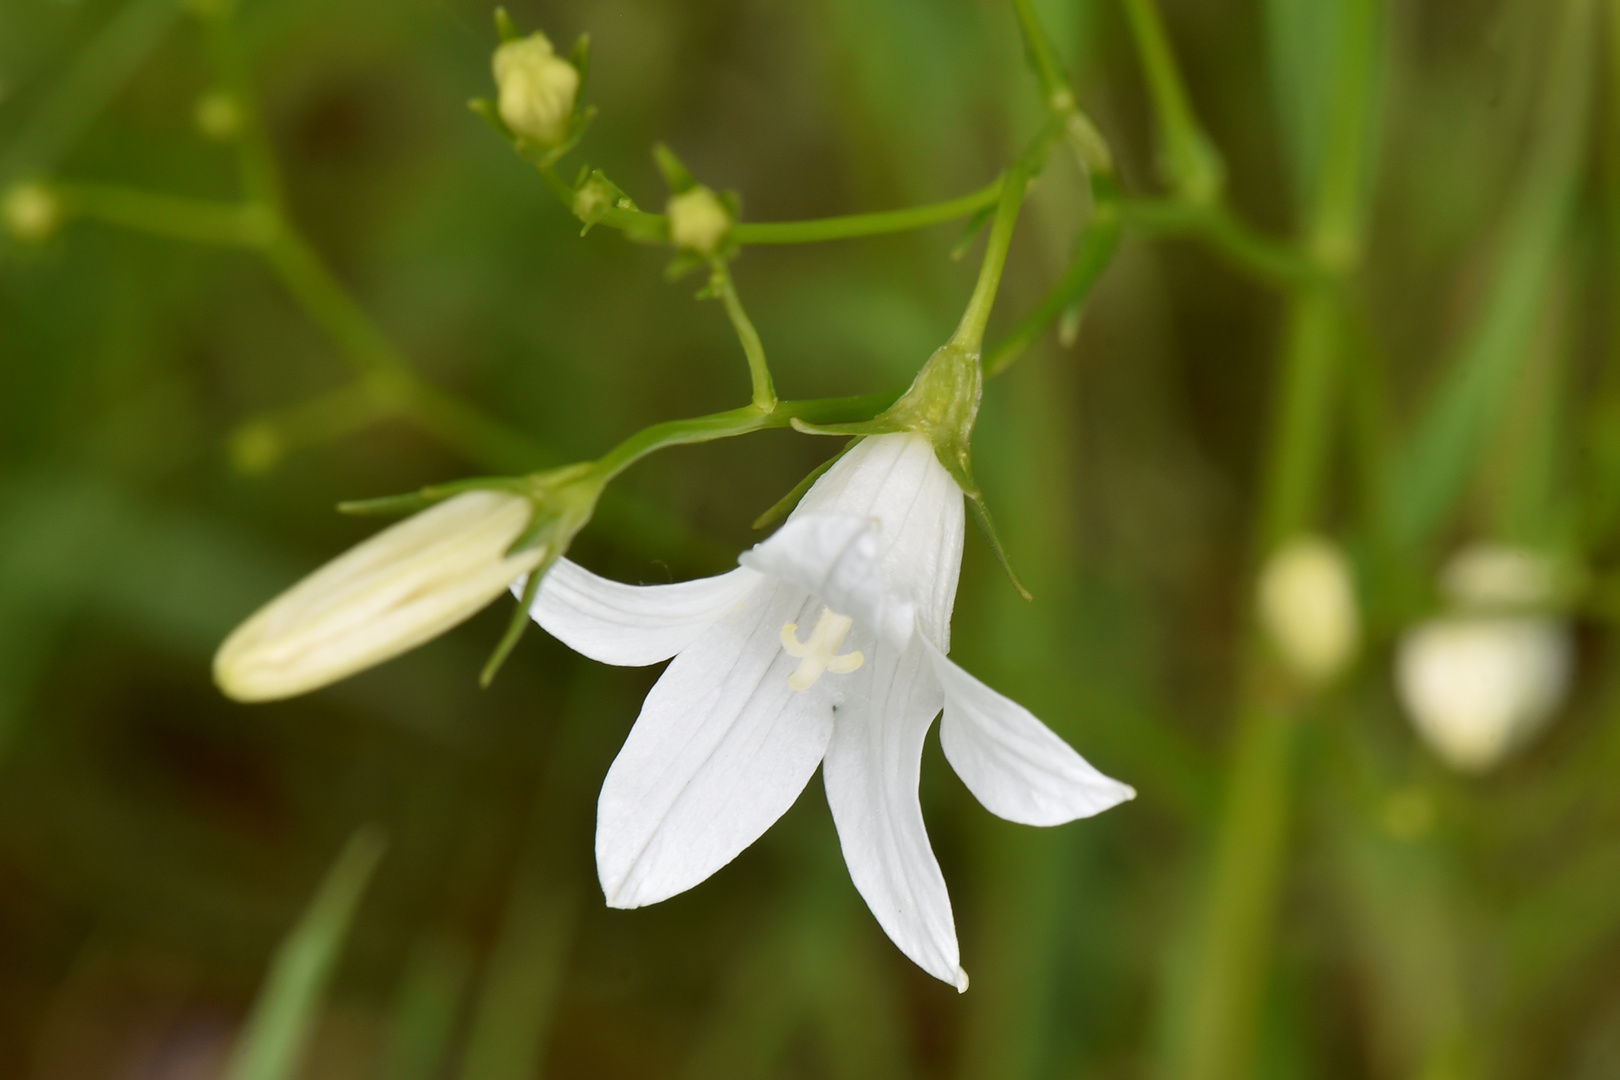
[780,607,864,690]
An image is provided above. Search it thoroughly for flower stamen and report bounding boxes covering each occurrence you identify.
[780,607,864,690]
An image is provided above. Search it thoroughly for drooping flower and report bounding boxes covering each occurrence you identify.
[525,431,1134,990]
[1395,543,1572,772]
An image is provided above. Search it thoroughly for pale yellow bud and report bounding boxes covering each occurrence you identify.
[214,490,545,702]
[1256,535,1359,684]
[667,186,730,254]
[1396,615,1571,772]
[1440,543,1555,610]
[195,91,243,140]
[4,182,62,243]
[493,33,579,146]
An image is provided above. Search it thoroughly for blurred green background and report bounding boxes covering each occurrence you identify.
[3,0,1620,1076]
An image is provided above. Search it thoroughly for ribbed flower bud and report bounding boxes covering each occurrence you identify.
[492,32,579,147]
[4,182,62,243]
[1396,544,1572,772]
[1256,535,1359,684]
[214,490,546,702]
[667,186,730,255]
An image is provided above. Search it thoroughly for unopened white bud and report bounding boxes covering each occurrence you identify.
[667,186,730,254]
[492,33,579,147]
[1256,535,1359,683]
[214,490,545,702]
[1441,543,1556,610]
[1396,615,1571,772]
[4,182,62,243]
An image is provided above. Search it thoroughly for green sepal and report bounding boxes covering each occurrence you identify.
[652,143,696,194]
[664,249,705,281]
[467,97,512,141]
[493,7,520,43]
[963,483,1032,601]
[568,33,591,112]
[752,438,864,530]
[789,417,906,438]
[336,492,440,516]
[480,557,550,688]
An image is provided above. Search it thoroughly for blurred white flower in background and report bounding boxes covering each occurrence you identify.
[1256,535,1360,685]
[492,32,579,147]
[1395,543,1572,773]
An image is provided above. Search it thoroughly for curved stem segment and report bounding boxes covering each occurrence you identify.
[708,261,776,409]
[730,182,1002,245]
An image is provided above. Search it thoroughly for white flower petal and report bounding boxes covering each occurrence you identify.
[925,639,1135,826]
[822,637,966,991]
[596,582,842,908]
[740,514,915,649]
[793,433,964,648]
[522,558,762,667]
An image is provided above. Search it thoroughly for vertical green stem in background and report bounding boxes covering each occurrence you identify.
[223,827,388,1080]
[0,0,182,184]
[1117,0,1224,202]
[200,2,285,214]
[1168,1,1382,1077]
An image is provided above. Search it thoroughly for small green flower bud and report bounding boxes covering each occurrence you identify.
[492,32,580,147]
[573,173,616,226]
[195,90,243,140]
[214,490,547,701]
[1256,535,1359,684]
[667,185,731,255]
[4,182,62,243]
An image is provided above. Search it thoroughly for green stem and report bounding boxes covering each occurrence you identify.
[951,159,1033,355]
[730,182,1003,244]
[199,2,284,214]
[1117,0,1224,201]
[590,393,895,484]
[58,183,273,246]
[1120,198,1319,286]
[709,262,777,409]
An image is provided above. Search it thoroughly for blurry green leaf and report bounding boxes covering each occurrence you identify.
[384,937,474,1080]
[222,826,388,1080]
[1387,0,1595,553]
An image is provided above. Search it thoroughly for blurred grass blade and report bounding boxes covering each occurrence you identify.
[1386,0,1595,553]
[0,0,183,184]
[384,937,474,1080]
[223,827,388,1080]
[457,870,581,1080]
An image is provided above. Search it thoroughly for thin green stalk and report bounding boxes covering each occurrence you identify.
[1117,0,1224,201]
[731,182,1003,244]
[199,3,285,214]
[57,183,273,246]
[590,393,896,484]
[1119,198,1319,286]
[0,0,182,184]
[951,160,1032,355]
[708,262,776,409]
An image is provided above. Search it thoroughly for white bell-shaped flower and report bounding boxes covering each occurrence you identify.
[492,32,579,147]
[524,432,1133,990]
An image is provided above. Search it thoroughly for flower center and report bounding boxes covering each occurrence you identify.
[779,607,865,690]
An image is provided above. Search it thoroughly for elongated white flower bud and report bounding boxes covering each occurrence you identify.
[215,490,545,702]
[493,33,579,146]
[1396,615,1571,772]
[1256,535,1359,684]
